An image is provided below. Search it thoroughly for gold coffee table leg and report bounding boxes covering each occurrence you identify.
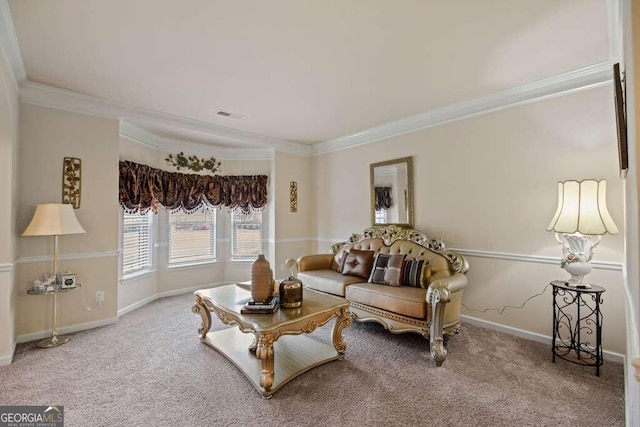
[256,334,276,392]
[332,307,352,354]
[192,295,211,340]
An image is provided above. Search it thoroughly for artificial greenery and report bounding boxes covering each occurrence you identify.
[165,152,222,174]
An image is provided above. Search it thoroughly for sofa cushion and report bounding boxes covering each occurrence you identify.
[342,249,375,280]
[401,259,431,288]
[298,270,364,297]
[368,253,391,284]
[346,282,428,319]
[383,254,405,286]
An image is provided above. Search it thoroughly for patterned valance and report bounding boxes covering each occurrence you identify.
[375,186,393,211]
[119,161,268,214]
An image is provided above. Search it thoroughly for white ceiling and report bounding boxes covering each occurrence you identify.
[8,0,611,149]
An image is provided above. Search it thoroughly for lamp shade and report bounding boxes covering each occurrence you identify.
[546,180,618,235]
[22,203,86,236]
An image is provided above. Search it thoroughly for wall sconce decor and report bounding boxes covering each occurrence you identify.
[290,181,298,212]
[166,151,222,174]
[62,157,81,209]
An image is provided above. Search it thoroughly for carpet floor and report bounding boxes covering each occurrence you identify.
[0,293,625,427]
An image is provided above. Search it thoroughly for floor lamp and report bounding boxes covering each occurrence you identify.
[22,203,86,348]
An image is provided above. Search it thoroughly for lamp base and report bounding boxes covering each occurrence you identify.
[36,335,70,348]
[564,261,592,289]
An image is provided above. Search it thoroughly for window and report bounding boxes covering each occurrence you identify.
[375,210,388,224]
[231,210,262,259]
[168,209,217,266]
[122,211,153,277]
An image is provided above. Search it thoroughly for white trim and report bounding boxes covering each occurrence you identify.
[117,295,158,318]
[156,282,231,299]
[0,343,16,366]
[313,62,613,155]
[16,251,119,264]
[120,269,157,284]
[16,316,118,344]
[167,260,219,271]
[607,0,623,63]
[154,242,169,248]
[0,0,26,88]
[120,121,276,160]
[452,248,623,271]
[117,282,233,317]
[461,314,624,363]
[0,262,13,273]
[20,82,313,157]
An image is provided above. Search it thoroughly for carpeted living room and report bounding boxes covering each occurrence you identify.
[0,1,639,426]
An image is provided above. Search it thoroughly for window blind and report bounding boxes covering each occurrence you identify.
[231,211,262,259]
[122,211,153,275]
[169,210,216,265]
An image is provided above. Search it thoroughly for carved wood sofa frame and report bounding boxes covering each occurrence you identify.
[312,226,469,366]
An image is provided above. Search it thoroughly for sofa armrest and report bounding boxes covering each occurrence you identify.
[427,272,467,297]
[297,254,334,272]
[425,272,467,367]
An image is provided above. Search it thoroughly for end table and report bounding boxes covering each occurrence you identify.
[551,280,604,376]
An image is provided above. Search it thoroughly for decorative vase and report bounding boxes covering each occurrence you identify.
[564,261,592,287]
[279,277,303,308]
[251,254,273,302]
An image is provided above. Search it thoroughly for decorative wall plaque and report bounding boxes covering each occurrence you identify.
[62,157,81,209]
[290,181,298,212]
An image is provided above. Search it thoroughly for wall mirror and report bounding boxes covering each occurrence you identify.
[370,156,414,227]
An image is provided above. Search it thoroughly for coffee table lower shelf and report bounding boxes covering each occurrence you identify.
[204,327,342,398]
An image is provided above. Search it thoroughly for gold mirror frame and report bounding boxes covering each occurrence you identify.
[370,156,414,228]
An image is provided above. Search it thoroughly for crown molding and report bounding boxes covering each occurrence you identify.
[119,121,275,161]
[313,61,614,155]
[20,81,313,157]
[0,0,26,88]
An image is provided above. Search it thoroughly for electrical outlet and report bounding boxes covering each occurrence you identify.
[96,291,105,304]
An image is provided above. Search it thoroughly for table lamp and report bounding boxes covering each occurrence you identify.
[22,203,86,347]
[546,180,618,288]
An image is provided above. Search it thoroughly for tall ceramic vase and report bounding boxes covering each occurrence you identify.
[251,254,273,302]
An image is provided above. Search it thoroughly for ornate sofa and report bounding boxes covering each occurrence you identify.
[297,225,468,366]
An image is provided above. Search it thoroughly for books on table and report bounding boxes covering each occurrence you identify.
[241,295,279,314]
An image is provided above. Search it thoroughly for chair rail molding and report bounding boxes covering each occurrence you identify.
[453,248,623,271]
[16,250,119,264]
[0,262,13,273]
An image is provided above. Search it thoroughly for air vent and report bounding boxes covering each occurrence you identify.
[216,110,245,119]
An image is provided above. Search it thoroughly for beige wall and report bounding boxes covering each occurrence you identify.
[312,85,627,354]
[0,47,20,364]
[15,104,119,337]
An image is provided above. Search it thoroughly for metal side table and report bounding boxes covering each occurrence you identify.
[27,284,81,348]
[551,280,605,376]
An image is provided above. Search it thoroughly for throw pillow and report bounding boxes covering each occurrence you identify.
[368,253,391,284]
[341,249,375,280]
[383,254,406,286]
[401,259,431,288]
[332,249,348,272]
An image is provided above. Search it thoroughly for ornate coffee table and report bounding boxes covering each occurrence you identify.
[192,284,352,398]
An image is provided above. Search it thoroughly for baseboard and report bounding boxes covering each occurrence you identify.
[16,317,119,344]
[118,281,234,318]
[0,343,17,366]
[117,295,158,317]
[155,281,232,299]
[461,314,625,363]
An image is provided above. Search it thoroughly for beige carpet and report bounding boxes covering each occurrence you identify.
[0,293,625,427]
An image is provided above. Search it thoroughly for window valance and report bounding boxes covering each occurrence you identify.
[374,186,393,211]
[119,160,268,214]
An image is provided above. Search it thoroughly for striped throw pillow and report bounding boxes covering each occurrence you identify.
[401,259,431,288]
[368,253,391,284]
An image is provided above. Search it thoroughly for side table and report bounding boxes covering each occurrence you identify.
[551,280,605,376]
[27,284,81,348]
